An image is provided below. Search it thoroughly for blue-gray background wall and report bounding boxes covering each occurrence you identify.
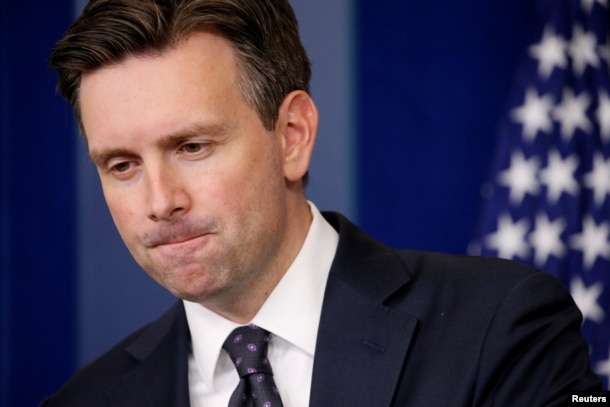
[2,1,535,405]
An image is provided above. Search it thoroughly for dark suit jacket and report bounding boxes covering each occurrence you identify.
[41,212,601,406]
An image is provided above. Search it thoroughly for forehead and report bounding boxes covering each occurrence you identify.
[80,30,238,101]
[79,32,243,142]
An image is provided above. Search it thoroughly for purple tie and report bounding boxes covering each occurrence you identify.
[222,325,284,407]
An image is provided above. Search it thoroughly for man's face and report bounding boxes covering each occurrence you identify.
[80,32,295,315]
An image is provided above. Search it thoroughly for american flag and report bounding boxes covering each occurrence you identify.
[473,0,610,389]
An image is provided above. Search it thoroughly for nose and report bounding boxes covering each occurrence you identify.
[145,164,190,222]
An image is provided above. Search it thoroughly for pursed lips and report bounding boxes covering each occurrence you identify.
[148,233,209,248]
[147,234,213,263]
[142,225,216,249]
[141,217,219,248]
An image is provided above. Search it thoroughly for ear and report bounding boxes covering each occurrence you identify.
[276,90,318,183]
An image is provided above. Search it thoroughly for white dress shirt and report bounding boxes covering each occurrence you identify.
[184,202,339,407]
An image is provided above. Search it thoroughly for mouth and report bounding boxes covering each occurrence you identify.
[151,230,213,247]
[157,233,201,245]
[143,225,215,248]
[142,218,219,255]
[151,233,212,259]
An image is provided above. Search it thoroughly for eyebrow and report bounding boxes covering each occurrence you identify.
[88,122,231,167]
[89,148,136,167]
[156,122,230,149]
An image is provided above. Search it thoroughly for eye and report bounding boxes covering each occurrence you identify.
[106,160,138,179]
[110,161,132,173]
[178,141,214,158]
[181,143,203,153]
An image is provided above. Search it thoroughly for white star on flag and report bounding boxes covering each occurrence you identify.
[570,217,610,270]
[539,150,579,203]
[497,150,540,205]
[569,25,600,75]
[552,88,592,141]
[511,88,554,141]
[529,26,567,79]
[571,277,605,323]
[530,213,567,266]
[584,153,610,207]
[485,213,530,260]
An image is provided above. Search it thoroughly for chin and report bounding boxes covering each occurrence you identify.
[165,281,217,303]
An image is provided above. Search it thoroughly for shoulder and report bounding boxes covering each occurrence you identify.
[324,210,547,301]
[40,301,186,406]
[397,248,544,295]
[390,249,602,402]
[398,247,536,278]
[324,210,575,325]
[393,248,561,313]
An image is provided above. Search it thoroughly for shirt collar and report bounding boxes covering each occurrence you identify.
[183,201,339,391]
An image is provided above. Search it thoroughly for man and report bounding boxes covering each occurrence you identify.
[43,0,601,406]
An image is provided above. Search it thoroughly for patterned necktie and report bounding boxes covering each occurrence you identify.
[222,324,284,407]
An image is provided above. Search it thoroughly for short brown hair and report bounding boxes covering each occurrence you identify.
[49,0,312,132]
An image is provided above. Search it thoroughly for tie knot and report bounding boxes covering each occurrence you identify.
[223,324,273,378]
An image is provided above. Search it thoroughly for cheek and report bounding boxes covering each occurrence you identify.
[102,188,140,237]
[198,175,249,214]
[192,153,266,208]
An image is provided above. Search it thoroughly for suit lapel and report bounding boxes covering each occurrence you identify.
[310,213,418,406]
[106,301,191,407]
